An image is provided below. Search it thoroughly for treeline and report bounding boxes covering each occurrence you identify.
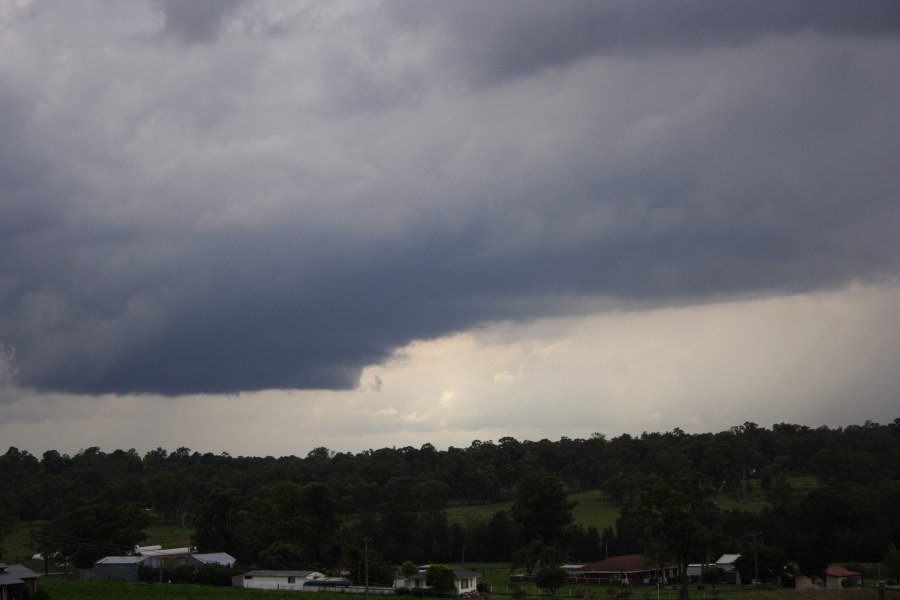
[2,420,899,581]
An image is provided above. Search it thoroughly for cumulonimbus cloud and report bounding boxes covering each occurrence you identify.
[0,1,898,395]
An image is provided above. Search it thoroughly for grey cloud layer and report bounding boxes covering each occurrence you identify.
[1,1,898,395]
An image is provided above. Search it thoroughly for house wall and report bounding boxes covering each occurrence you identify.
[243,575,306,590]
[456,576,477,595]
[79,564,140,581]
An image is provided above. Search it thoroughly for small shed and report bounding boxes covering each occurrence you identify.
[715,554,741,584]
[825,566,862,589]
[239,569,326,591]
[80,556,147,581]
[0,563,38,598]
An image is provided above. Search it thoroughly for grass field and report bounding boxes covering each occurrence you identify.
[446,490,619,532]
[37,577,319,599]
[39,576,878,600]
[143,519,194,549]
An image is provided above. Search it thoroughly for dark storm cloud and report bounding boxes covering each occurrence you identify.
[389,0,900,86]
[0,1,898,395]
[153,0,246,42]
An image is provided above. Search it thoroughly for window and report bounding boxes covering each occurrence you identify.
[288,577,296,583]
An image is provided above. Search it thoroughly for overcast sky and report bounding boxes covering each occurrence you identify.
[1,0,898,457]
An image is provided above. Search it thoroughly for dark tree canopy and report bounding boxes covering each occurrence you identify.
[510,473,575,545]
[425,563,456,592]
[1,419,898,580]
[39,502,151,568]
[632,475,719,600]
[535,565,569,595]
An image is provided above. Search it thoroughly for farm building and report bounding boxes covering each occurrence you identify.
[137,547,235,568]
[0,563,38,599]
[570,554,678,585]
[825,566,862,589]
[188,552,236,567]
[238,569,326,591]
[80,556,147,581]
[715,554,742,584]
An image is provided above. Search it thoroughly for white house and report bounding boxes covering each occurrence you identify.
[715,554,742,584]
[393,566,480,596]
[240,569,326,591]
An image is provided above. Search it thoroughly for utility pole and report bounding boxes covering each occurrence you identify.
[750,531,761,583]
[362,536,370,600]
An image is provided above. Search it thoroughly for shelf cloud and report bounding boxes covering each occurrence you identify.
[1,0,898,404]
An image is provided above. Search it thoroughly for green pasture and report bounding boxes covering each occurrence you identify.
[34,576,882,600]
[143,518,194,549]
[38,577,312,599]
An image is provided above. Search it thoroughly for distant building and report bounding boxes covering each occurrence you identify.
[0,562,39,598]
[81,550,236,581]
[188,552,236,568]
[825,566,862,589]
[80,556,147,581]
[570,555,678,585]
[394,565,481,596]
[239,569,326,591]
[715,554,742,584]
[136,547,235,569]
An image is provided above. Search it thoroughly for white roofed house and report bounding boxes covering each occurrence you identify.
[393,565,481,596]
[715,554,742,584]
[188,552,236,568]
[238,569,326,591]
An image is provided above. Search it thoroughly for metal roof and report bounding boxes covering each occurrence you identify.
[0,574,24,586]
[244,570,323,578]
[96,556,146,565]
[191,552,235,566]
[2,564,39,579]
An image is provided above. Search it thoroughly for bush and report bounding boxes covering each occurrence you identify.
[34,587,52,600]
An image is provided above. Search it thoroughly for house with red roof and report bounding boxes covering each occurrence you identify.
[571,554,679,585]
[825,566,862,589]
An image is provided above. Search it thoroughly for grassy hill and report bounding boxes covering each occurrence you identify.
[36,577,884,600]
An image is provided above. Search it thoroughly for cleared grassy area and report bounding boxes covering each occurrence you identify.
[446,490,619,532]
[447,501,515,525]
[569,491,620,531]
[37,577,337,599]
[1,519,45,562]
[143,518,194,549]
[35,577,884,600]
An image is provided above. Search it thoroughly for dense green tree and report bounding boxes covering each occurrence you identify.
[632,475,718,600]
[0,509,12,559]
[511,473,575,545]
[425,564,456,592]
[535,565,569,595]
[259,541,309,570]
[511,539,564,575]
[885,543,900,580]
[40,502,151,568]
[192,488,243,555]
